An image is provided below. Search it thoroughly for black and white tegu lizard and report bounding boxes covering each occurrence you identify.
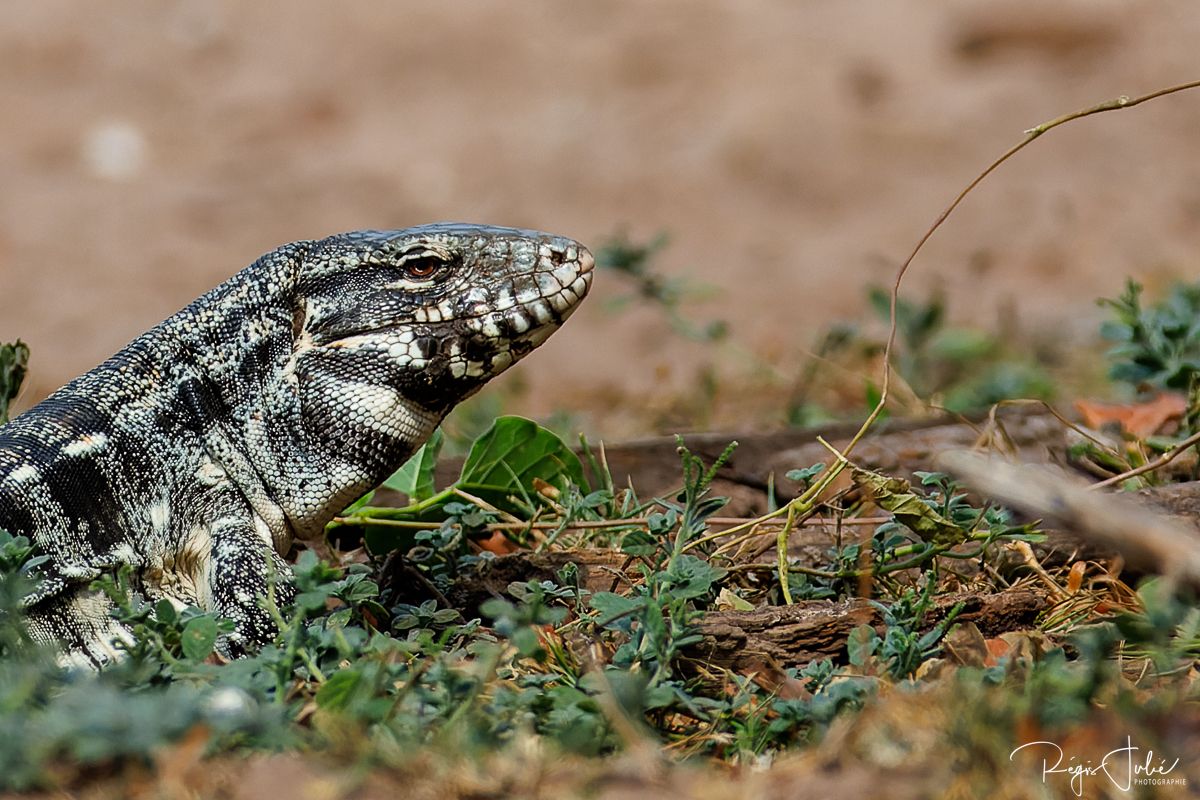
[0,224,593,667]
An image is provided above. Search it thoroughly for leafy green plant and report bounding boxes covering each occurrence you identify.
[766,677,873,747]
[849,580,964,679]
[336,416,589,554]
[864,286,1052,412]
[0,533,292,789]
[776,469,1042,600]
[0,530,50,658]
[93,567,234,672]
[1099,278,1200,390]
[597,231,727,343]
[790,288,1056,425]
[584,441,733,725]
[0,383,1193,791]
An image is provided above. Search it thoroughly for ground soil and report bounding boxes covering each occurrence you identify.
[3,1,1200,437]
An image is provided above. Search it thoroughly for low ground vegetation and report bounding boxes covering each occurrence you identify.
[0,277,1198,798]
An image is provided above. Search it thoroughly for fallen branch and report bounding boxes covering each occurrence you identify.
[938,450,1200,593]
[686,589,1048,673]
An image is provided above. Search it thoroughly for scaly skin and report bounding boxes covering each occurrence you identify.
[0,223,593,667]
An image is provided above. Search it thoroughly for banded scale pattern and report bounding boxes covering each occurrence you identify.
[0,224,593,667]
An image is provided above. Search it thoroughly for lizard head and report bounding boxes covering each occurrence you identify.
[285,223,592,469]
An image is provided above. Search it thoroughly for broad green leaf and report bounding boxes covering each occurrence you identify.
[383,428,443,502]
[459,416,587,493]
[352,417,588,555]
[180,616,218,660]
[510,626,543,658]
[589,592,644,630]
[155,598,178,625]
[643,682,678,710]
[847,624,878,668]
[619,529,658,557]
[315,668,362,710]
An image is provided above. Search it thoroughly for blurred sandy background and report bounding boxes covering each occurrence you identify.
[2,1,1200,436]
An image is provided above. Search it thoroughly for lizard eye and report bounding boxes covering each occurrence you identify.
[395,248,452,280]
[400,254,441,278]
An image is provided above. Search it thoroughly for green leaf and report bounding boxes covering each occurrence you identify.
[510,626,543,658]
[589,592,644,630]
[315,668,363,710]
[459,416,587,492]
[1099,319,1133,342]
[352,417,588,555]
[155,598,178,625]
[180,616,219,660]
[785,463,825,488]
[847,624,878,667]
[662,554,726,600]
[619,529,659,557]
[383,428,443,502]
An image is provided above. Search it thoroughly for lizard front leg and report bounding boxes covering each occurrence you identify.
[201,514,296,657]
[24,586,132,669]
[23,514,295,664]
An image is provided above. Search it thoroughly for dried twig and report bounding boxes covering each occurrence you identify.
[848,79,1200,465]
[938,450,1200,592]
[1088,427,1200,489]
[760,80,1200,600]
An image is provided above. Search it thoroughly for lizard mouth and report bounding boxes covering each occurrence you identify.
[440,253,593,380]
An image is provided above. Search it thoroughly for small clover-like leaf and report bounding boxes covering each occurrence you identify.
[180,616,219,661]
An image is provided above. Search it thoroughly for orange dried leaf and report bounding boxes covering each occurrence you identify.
[478,530,520,555]
[1074,392,1187,438]
[1066,561,1086,594]
[532,476,561,500]
[983,637,1013,667]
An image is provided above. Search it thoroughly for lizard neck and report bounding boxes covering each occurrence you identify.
[184,252,441,541]
[172,245,307,551]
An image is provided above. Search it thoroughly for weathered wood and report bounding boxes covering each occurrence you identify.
[686,589,1049,672]
[427,547,1048,678]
